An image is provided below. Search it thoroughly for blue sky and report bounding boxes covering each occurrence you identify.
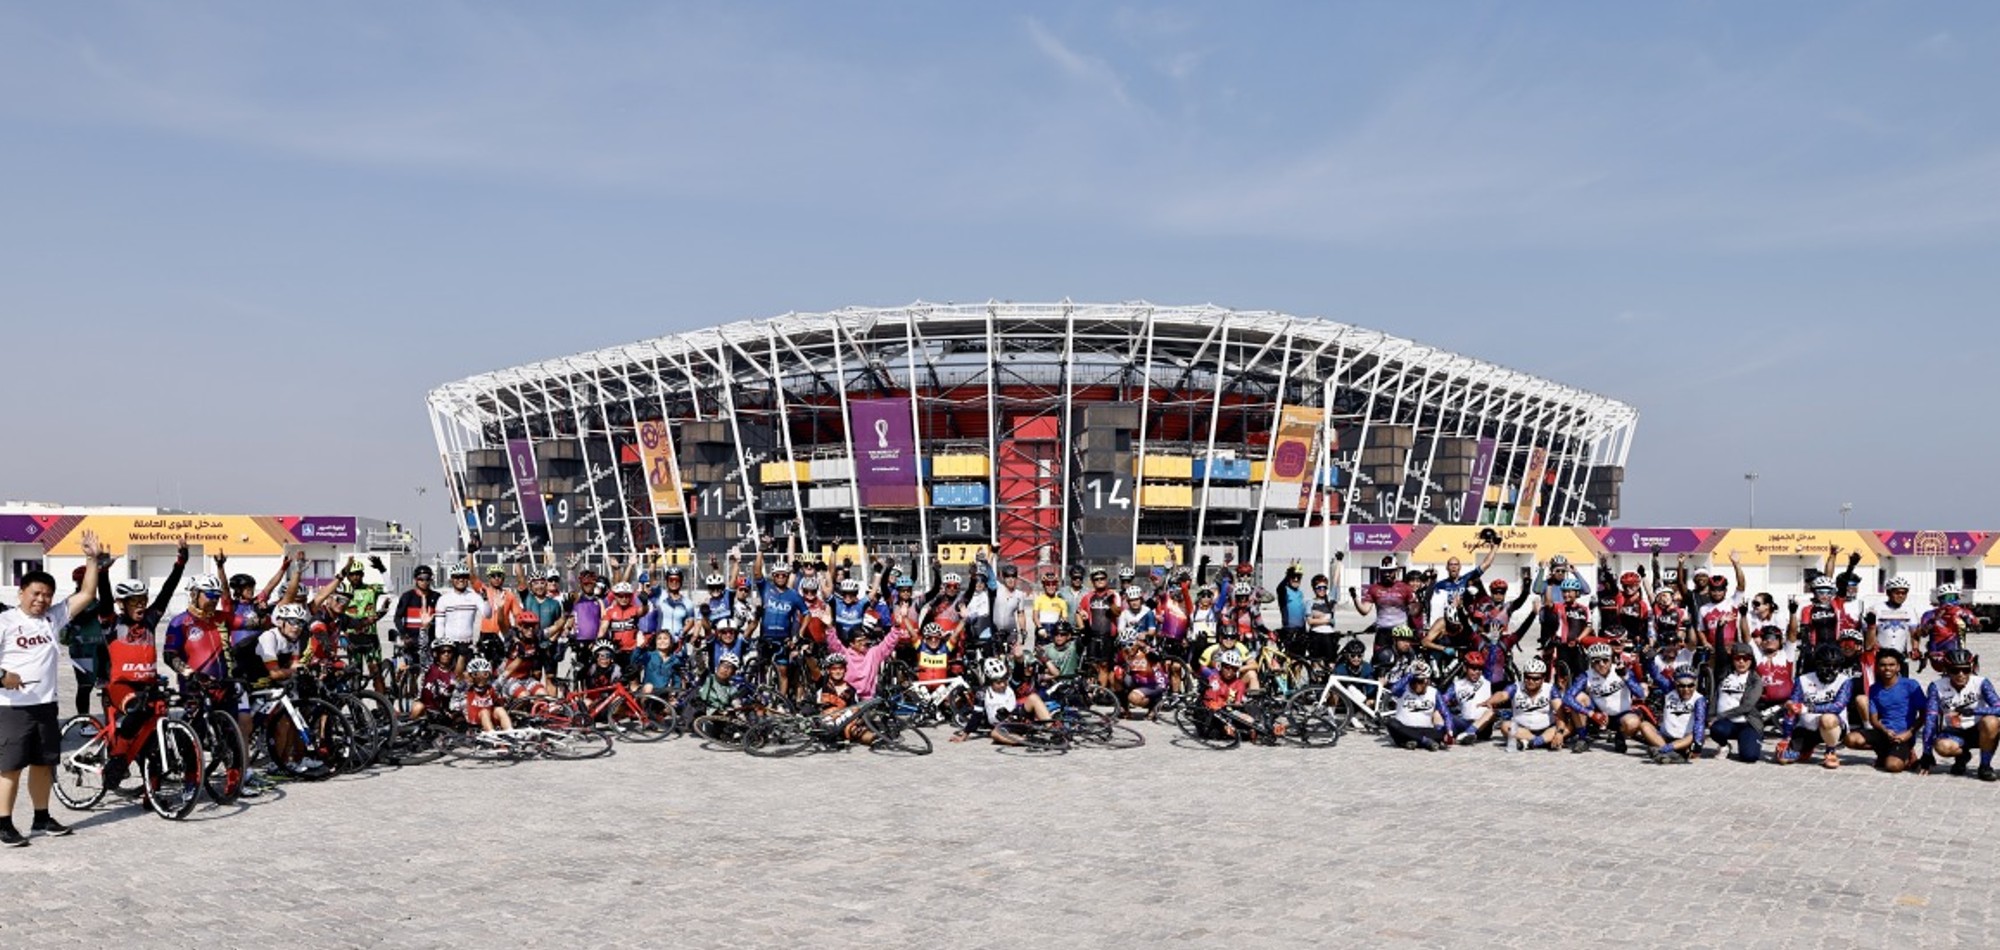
[2,2,1995,544]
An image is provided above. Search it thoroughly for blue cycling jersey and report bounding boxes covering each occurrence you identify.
[758,581,806,639]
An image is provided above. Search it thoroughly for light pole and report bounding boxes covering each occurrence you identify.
[1840,502,1852,528]
[1744,472,1759,527]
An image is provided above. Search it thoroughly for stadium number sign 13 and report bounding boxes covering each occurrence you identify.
[934,513,988,538]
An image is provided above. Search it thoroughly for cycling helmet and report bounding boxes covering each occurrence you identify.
[1559,577,1585,593]
[1390,625,1416,641]
[1936,583,1962,600]
[514,609,540,627]
[981,656,1011,681]
[229,573,256,590]
[941,572,962,586]
[1196,586,1216,600]
[1813,645,1845,678]
[1051,621,1076,637]
[1117,628,1141,646]
[837,579,860,595]
[1089,568,1108,580]
[822,653,848,668]
[1619,571,1640,586]
[714,615,740,632]
[1215,648,1244,668]
[542,568,563,582]
[1340,639,1365,656]
[484,565,505,578]
[1525,658,1549,677]
[1123,585,1143,599]
[413,566,434,580]
[704,573,726,587]
[1488,578,1509,593]
[1673,670,1698,686]
[895,577,915,590]
[450,565,472,578]
[1838,627,1864,643]
[859,612,883,629]
[273,603,310,624]
[611,582,635,595]
[1550,555,1570,567]
[665,567,685,580]
[1463,651,1488,669]
[716,653,741,669]
[1945,648,1977,671]
[189,573,223,594]
[1117,566,1136,581]
[113,579,149,600]
[1757,625,1784,641]
[1809,576,1836,594]
[1584,643,1614,661]
[920,622,945,639]
[771,561,792,574]
[1409,661,1432,680]
[799,578,820,593]
[1885,576,1912,592]
[465,658,494,676]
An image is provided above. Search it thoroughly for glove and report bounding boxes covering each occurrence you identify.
[1591,711,1607,727]
[1786,702,1802,716]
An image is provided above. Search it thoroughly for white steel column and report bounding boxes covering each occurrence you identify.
[765,327,811,553]
[1128,307,1157,566]
[828,317,870,579]
[1191,316,1231,564]
[902,311,932,588]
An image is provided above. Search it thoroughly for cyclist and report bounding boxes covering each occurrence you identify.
[1706,643,1765,763]
[1113,628,1168,715]
[1031,570,1069,640]
[987,560,1032,657]
[1648,632,1699,692]
[1426,544,1500,633]
[403,627,458,723]
[162,572,249,740]
[954,656,1055,745]
[695,653,752,715]
[499,612,549,700]
[913,622,956,683]
[1693,553,1747,668]
[698,571,736,633]
[1562,642,1647,754]
[579,644,623,693]
[1371,626,1423,687]
[1864,650,1928,773]
[1500,659,1565,751]
[1330,639,1374,680]
[1637,671,1707,763]
[814,654,876,747]
[634,631,682,698]
[255,603,311,687]
[434,565,488,675]
[390,565,440,679]
[1352,556,1416,654]
[1794,576,1845,653]
[702,615,754,673]
[1919,584,1979,673]
[601,581,646,679]
[1778,644,1855,769]
[831,577,877,645]
[461,658,510,734]
[1924,649,2000,780]
[1081,568,1121,661]
[1532,577,1595,687]
[1447,650,1498,744]
[103,578,172,748]
[1749,623,1799,724]
[1115,585,1158,648]
[823,609,902,700]
[1386,661,1449,751]
[1602,570,1652,649]
[643,565,692,645]
[1036,622,1084,680]
[1533,554,1593,602]
[474,565,519,662]
[569,567,607,675]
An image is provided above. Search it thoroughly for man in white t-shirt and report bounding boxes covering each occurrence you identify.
[433,564,492,675]
[0,530,107,845]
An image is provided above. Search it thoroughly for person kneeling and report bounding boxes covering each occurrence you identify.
[1386,662,1448,751]
[1638,671,1706,763]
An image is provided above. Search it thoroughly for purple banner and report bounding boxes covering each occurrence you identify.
[1595,527,1708,555]
[1458,438,1497,523]
[1877,531,1984,557]
[287,517,357,545]
[1348,524,1411,552]
[851,398,919,507]
[0,515,47,544]
[506,439,549,524]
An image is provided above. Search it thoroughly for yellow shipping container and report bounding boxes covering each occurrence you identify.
[760,461,810,484]
[1135,543,1184,567]
[931,454,992,479]
[1140,484,1194,508]
[1135,454,1193,479]
[1250,460,1267,483]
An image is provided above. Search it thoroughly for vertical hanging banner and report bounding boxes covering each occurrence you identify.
[1458,438,1498,523]
[851,397,920,507]
[1268,404,1324,486]
[1515,446,1549,527]
[506,439,549,524]
[636,421,685,515]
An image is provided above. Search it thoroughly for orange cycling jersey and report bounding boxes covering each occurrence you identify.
[481,588,521,635]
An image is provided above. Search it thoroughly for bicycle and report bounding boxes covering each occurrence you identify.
[177,675,249,805]
[443,724,613,761]
[55,685,205,821]
[246,674,354,780]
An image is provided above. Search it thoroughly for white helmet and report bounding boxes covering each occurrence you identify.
[942,572,962,585]
[1585,643,1614,661]
[771,561,792,574]
[465,658,494,676]
[1936,583,1962,599]
[716,652,741,669]
[704,573,726,587]
[1886,576,1912,592]
[1809,576,1836,593]
[981,656,1010,681]
[1117,566,1136,581]
[1216,648,1244,668]
[1525,658,1549,676]
[836,579,860,595]
[1409,661,1433,679]
[273,603,311,624]
[189,573,223,594]
[1123,585,1143,599]
[611,582,635,595]
[113,580,149,600]
[799,578,820,593]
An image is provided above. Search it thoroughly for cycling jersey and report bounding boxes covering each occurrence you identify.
[604,599,645,651]
[1650,606,1688,644]
[464,684,499,724]
[1540,600,1592,645]
[416,664,457,708]
[1926,676,2000,745]
[1116,607,1158,643]
[1202,670,1249,709]
[394,588,441,641]
[1649,647,1696,691]
[1362,582,1415,630]
[1921,605,1977,656]
[706,637,751,672]
[1565,666,1639,716]
[1789,671,1852,730]
[1697,595,1743,653]
[757,581,806,641]
[434,589,488,644]
[479,586,520,635]
[832,598,872,638]
[1511,681,1557,732]
[1659,691,1706,742]
[1714,670,1755,723]
[227,596,270,673]
[1871,601,1918,655]
[915,642,952,682]
[980,683,1019,722]
[1753,642,1798,702]
[521,591,564,631]
[1448,674,1492,724]
[1798,601,1842,651]
[1083,589,1120,638]
[504,637,543,680]
[1031,593,1068,630]
[253,628,299,686]
[571,595,604,644]
[1605,592,1650,643]
[105,618,163,709]
[1390,679,1444,730]
[163,603,234,681]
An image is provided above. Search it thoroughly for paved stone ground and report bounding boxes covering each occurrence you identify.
[6,641,2000,949]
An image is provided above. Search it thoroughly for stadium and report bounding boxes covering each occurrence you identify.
[425,302,1638,572]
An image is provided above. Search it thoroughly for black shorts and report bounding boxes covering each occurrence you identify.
[0,703,61,772]
[1865,728,1918,760]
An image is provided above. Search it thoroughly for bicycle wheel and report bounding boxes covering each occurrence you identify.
[692,713,746,749]
[1175,705,1241,750]
[742,717,813,757]
[1081,682,1124,719]
[384,720,451,766]
[994,718,1069,751]
[1285,702,1345,748]
[1081,722,1146,750]
[335,695,387,769]
[55,716,110,810]
[537,727,614,760]
[265,700,348,779]
[141,719,203,820]
[863,707,934,756]
[609,694,673,743]
[201,710,248,804]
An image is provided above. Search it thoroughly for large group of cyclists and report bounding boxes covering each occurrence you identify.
[23,522,1998,829]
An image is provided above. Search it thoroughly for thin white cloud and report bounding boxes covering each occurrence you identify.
[1024,16,1132,108]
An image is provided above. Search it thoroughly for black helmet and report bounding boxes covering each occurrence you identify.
[1340,639,1365,657]
[1813,644,1845,679]
[229,573,256,590]
[1945,648,1977,672]
[1051,621,1076,638]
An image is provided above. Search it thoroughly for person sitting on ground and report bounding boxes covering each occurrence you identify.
[1113,629,1169,715]
[1924,648,2000,780]
[1637,670,1707,764]
[814,654,875,747]
[1777,645,1853,770]
[1386,661,1449,751]
[1563,642,1648,755]
[953,656,1055,745]
[462,658,511,734]
[1862,649,1927,774]
[1500,659,1566,751]
[1447,650,1498,744]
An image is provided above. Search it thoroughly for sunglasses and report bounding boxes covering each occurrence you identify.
[196,589,222,599]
